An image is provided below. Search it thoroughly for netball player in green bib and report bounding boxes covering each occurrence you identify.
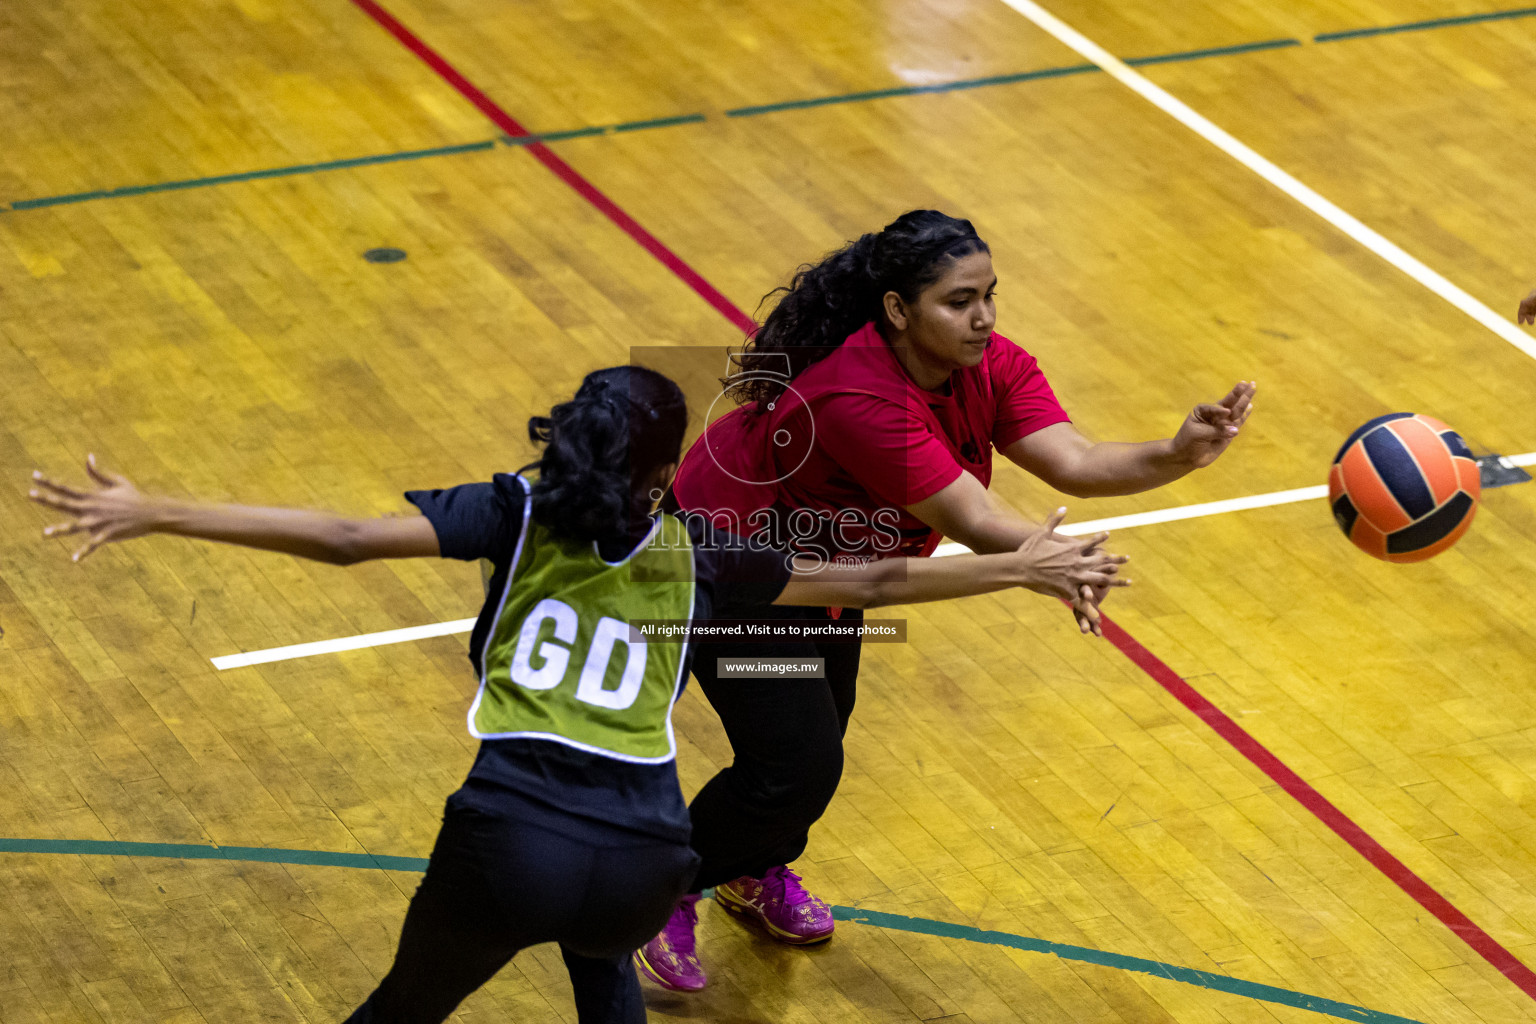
[29,365,1125,1023]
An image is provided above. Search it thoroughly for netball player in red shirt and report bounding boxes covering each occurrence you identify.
[638,210,1254,991]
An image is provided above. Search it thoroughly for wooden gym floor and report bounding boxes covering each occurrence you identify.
[3,0,1536,1021]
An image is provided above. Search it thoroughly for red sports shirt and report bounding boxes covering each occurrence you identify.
[672,322,1070,562]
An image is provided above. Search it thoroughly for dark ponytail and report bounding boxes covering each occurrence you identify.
[521,366,688,544]
[727,210,989,405]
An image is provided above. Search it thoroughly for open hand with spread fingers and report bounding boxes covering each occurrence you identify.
[29,455,155,562]
[30,454,444,566]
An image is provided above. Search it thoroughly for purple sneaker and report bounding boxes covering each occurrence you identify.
[634,895,706,991]
[714,865,834,944]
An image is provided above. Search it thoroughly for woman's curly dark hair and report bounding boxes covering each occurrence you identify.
[726,210,989,406]
[520,366,687,544]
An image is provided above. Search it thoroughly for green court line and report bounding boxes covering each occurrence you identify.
[505,126,606,144]
[4,140,496,211]
[612,113,708,132]
[836,907,1424,1024]
[1315,5,1536,41]
[1123,38,1301,66]
[3,6,1534,213]
[0,837,428,872]
[0,837,1424,1023]
[0,114,710,210]
[723,39,1301,118]
[499,113,707,146]
[724,64,1097,117]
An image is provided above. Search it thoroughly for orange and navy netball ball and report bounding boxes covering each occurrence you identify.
[1328,413,1480,562]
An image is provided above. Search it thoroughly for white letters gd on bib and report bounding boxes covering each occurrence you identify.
[509,598,647,711]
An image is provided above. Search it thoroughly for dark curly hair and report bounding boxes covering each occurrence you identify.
[520,366,688,544]
[726,210,989,405]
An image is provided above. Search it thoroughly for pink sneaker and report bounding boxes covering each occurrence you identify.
[713,865,834,944]
[634,895,707,991]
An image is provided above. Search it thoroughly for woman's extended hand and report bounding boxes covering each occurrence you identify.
[1170,380,1256,469]
[1012,507,1129,609]
[1520,289,1536,326]
[29,455,156,562]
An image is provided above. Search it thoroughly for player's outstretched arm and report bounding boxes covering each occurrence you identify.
[774,508,1129,633]
[903,471,1124,634]
[1520,289,1536,326]
[1004,380,1256,498]
[897,463,1130,632]
[29,454,439,565]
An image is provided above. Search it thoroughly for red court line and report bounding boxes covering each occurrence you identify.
[344,0,1536,1001]
[1101,616,1536,999]
[348,0,755,336]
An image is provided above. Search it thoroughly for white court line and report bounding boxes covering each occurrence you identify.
[994,0,1536,363]
[212,11,1536,672]
[932,483,1328,555]
[211,617,478,670]
[213,450,1534,670]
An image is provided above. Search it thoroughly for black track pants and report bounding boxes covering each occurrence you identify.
[346,784,699,1024]
[686,605,864,890]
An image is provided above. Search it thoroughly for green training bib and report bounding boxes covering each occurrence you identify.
[471,503,696,764]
